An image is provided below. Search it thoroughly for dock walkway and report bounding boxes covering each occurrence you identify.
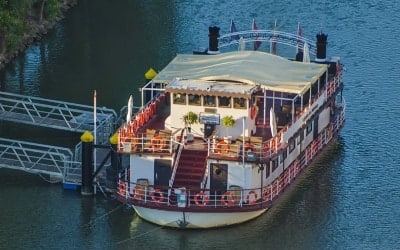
[0,91,117,143]
[0,91,119,187]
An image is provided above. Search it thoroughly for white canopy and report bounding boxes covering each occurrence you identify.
[152,51,327,95]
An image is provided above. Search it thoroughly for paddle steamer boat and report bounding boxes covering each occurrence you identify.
[116,24,345,228]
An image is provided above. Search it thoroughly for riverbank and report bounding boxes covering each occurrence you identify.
[0,0,77,70]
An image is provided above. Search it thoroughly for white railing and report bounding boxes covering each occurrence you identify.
[0,137,81,183]
[218,29,316,53]
[0,91,116,140]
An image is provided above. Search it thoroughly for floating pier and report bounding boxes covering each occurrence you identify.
[0,91,122,193]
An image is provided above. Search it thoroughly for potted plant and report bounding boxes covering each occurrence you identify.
[182,111,198,142]
[221,115,236,143]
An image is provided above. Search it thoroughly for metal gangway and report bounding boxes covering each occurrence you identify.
[0,137,81,184]
[0,91,117,144]
[0,91,120,186]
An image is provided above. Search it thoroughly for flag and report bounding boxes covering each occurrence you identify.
[230,20,240,40]
[270,20,278,54]
[252,19,261,50]
[296,23,303,54]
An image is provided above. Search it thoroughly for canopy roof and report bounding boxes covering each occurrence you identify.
[165,78,257,98]
[153,51,328,95]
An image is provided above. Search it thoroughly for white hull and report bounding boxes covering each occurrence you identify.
[133,206,268,229]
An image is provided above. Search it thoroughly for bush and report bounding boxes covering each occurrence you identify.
[44,0,61,21]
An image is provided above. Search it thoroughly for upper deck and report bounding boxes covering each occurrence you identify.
[117,27,343,163]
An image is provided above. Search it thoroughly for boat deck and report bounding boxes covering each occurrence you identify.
[121,98,281,162]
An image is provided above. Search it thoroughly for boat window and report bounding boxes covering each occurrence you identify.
[289,139,295,153]
[296,130,304,145]
[173,93,186,105]
[265,164,270,178]
[233,97,246,109]
[204,95,216,107]
[218,96,231,108]
[188,94,201,105]
[306,122,313,135]
[271,158,278,172]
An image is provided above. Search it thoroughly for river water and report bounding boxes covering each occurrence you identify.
[1,0,399,249]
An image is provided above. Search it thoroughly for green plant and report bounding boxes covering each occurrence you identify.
[182,111,198,128]
[221,115,235,127]
[221,115,235,137]
[221,115,236,136]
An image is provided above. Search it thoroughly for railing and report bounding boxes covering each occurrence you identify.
[218,30,316,53]
[117,105,345,210]
[0,91,116,144]
[118,133,174,154]
[0,137,81,183]
[121,93,166,136]
[168,129,185,189]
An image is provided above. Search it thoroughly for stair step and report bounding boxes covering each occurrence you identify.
[175,174,203,180]
[174,180,200,187]
[173,149,208,189]
[178,164,205,170]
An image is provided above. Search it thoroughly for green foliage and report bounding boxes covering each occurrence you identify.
[182,111,199,126]
[44,0,61,21]
[221,115,235,127]
[0,0,66,53]
[8,0,34,17]
[0,9,27,51]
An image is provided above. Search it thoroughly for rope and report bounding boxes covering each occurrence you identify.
[115,220,178,246]
[85,203,125,227]
[115,226,164,245]
[37,172,62,184]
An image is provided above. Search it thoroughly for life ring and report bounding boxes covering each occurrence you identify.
[250,105,257,120]
[246,190,257,205]
[151,135,165,152]
[262,187,270,201]
[194,191,209,206]
[215,141,230,155]
[151,188,164,203]
[221,191,236,207]
[118,181,126,196]
[133,185,145,200]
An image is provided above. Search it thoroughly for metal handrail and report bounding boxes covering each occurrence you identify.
[219,29,316,53]
[0,137,80,183]
[0,91,116,139]
[169,129,185,189]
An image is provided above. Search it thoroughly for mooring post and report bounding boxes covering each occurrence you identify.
[80,131,94,195]
[107,132,120,193]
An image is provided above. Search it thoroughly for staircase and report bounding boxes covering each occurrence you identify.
[172,149,208,190]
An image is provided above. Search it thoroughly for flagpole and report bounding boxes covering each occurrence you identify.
[93,90,97,194]
[242,117,245,165]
